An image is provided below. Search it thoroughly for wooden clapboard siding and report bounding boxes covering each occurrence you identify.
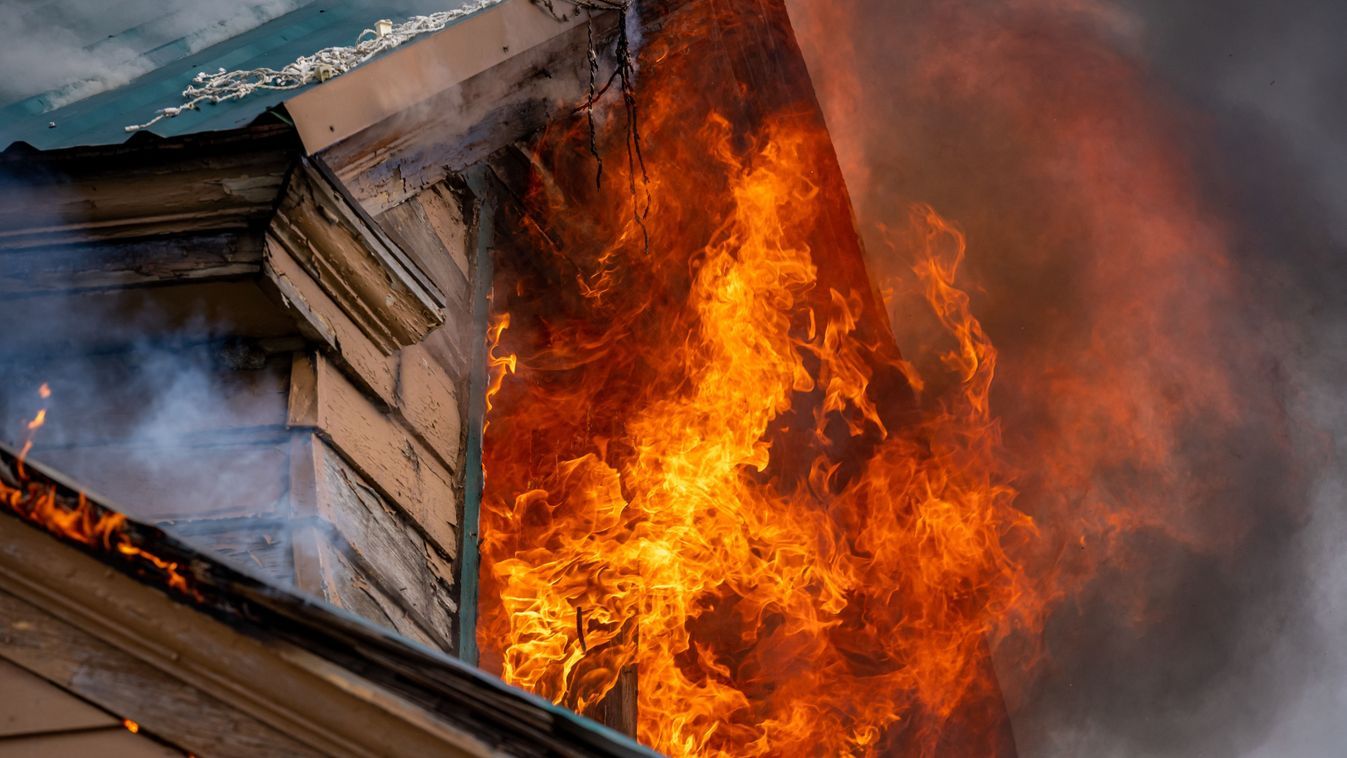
[269,160,443,356]
[289,353,459,544]
[0,280,297,357]
[167,517,297,587]
[0,346,294,522]
[398,343,466,474]
[0,233,263,296]
[32,439,291,521]
[0,126,298,250]
[376,190,473,323]
[287,433,458,651]
[382,183,477,387]
[0,348,292,447]
[263,235,401,406]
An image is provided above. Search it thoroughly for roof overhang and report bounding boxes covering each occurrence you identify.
[284,0,586,154]
[0,444,654,757]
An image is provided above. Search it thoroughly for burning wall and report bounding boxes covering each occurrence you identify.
[477,0,1347,754]
[3,0,1340,753]
[479,0,1027,753]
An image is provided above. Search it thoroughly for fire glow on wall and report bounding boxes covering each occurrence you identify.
[478,1,1029,754]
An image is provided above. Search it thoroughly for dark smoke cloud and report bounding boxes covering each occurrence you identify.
[1132,3,1347,756]
[786,0,1347,755]
[1040,3,1347,754]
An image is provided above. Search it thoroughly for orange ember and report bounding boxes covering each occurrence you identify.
[478,3,1040,754]
[2,384,196,598]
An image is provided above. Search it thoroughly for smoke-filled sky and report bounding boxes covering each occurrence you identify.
[787,0,1347,755]
[1129,3,1347,754]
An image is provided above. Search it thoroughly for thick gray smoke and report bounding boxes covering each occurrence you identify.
[0,301,292,525]
[786,0,1347,755]
[1106,5,1347,756]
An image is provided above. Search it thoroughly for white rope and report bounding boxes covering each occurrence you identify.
[124,0,506,133]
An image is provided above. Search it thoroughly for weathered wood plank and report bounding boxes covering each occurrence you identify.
[0,125,297,250]
[0,349,291,450]
[383,183,477,383]
[310,438,457,651]
[288,354,459,555]
[0,658,117,738]
[287,0,586,161]
[296,534,444,651]
[586,664,638,739]
[0,590,322,758]
[320,9,612,214]
[263,236,399,405]
[269,159,443,355]
[30,437,291,522]
[421,184,473,284]
[398,343,465,473]
[165,517,296,587]
[375,193,472,316]
[0,280,297,357]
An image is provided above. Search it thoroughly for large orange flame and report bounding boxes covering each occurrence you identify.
[477,4,1043,750]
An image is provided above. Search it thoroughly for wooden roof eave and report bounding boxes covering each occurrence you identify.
[0,445,655,758]
[294,0,616,215]
[0,497,492,757]
[282,0,588,158]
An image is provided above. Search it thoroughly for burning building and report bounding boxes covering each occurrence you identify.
[3,0,1340,755]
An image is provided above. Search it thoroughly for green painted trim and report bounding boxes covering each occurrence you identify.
[457,167,495,666]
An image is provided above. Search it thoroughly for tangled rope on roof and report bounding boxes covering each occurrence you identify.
[124,0,509,133]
